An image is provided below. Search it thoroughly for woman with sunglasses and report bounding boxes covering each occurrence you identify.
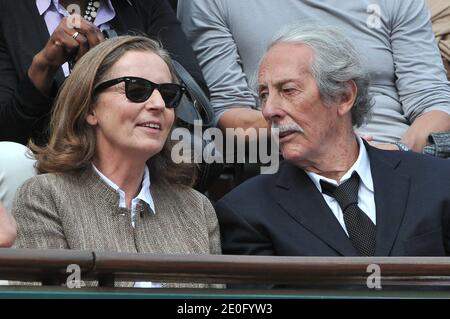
[11,36,221,287]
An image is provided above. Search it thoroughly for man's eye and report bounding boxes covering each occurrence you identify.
[259,92,268,101]
[282,88,297,94]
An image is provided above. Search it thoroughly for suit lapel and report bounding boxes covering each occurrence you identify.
[274,162,359,256]
[366,146,410,256]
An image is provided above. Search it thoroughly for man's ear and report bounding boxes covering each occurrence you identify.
[86,110,98,126]
[337,80,357,117]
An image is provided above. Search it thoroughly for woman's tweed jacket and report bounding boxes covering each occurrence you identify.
[12,166,221,287]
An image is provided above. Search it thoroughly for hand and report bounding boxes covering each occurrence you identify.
[0,202,16,248]
[362,135,400,151]
[368,142,400,151]
[28,14,105,94]
[37,14,104,68]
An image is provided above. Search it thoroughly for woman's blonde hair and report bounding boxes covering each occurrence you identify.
[31,35,196,186]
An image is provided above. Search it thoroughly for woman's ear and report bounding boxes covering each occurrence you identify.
[86,110,98,126]
[337,80,357,117]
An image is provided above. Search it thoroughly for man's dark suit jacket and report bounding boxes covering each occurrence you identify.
[0,0,207,144]
[215,145,450,256]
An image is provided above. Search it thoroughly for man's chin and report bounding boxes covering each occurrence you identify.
[281,151,303,162]
[281,144,309,161]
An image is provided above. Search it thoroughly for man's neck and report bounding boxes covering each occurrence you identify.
[303,132,360,183]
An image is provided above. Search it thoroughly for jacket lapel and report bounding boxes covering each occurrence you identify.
[274,162,359,256]
[366,146,410,256]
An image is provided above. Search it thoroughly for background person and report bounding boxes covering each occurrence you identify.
[427,0,450,80]
[179,0,450,152]
[0,0,207,145]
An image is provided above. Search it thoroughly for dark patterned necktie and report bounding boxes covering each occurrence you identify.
[320,173,376,256]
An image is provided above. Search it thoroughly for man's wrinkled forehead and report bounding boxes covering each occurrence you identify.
[258,43,314,84]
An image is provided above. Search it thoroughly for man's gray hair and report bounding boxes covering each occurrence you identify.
[269,24,372,127]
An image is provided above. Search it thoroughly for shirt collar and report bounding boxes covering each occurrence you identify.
[92,164,155,214]
[134,165,155,214]
[36,0,55,15]
[94,0,116,27]
[36,0,117,25]
[306,136,374,192]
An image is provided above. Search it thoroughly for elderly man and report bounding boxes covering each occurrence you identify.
[215,25,450,257]
[179,0,450,153]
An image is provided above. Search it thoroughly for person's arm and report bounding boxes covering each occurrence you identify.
[202,196,221,255]
[369,110,450,151]
[0,21,55,144]
[400,110,450,152]
[218,108,268,131]
[11,177,69,250]
[0,202,16,248]
[388,0,450,152]
[178,0,265,130]
[0,14,103,144]
[200,194,227,289]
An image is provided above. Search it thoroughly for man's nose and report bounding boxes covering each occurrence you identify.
[261,93,282,121]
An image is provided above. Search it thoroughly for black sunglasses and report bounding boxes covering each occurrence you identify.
[94,76,186,108]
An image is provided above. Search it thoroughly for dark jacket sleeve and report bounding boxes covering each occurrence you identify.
[0,18,54,145]
[215,198,275,256]
[140,0,209,96]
